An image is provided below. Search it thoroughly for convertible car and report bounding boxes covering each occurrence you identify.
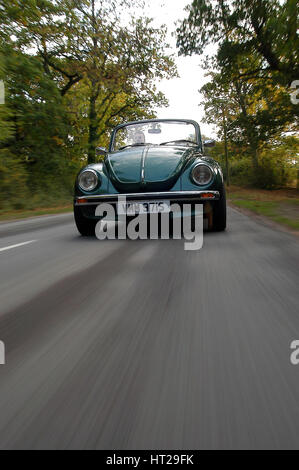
[74,119,226,235]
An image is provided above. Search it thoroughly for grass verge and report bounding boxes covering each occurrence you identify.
[0,205,72,222]
[227,186,299,231]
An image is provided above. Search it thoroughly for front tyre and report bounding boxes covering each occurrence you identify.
[74,205,97,236]
[212,186,227,232]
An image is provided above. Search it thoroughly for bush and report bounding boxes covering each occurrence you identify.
[255,150,295,189]
[0,149,76,213]
[228,159,253,186]
[209,137,298,189]
[0,150,30,211]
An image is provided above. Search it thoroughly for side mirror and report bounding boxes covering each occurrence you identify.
[204,139,216,148]
[96,146,108,157]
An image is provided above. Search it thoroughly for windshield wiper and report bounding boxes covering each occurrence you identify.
[160,139,197,146]
[118,143,149,151]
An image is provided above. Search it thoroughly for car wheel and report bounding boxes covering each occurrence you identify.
[74,205,97,236]
[212,186,227,232]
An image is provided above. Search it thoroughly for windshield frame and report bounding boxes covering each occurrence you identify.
[109,119,203,153]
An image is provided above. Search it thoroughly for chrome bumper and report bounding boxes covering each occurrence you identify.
[75,190,220,205]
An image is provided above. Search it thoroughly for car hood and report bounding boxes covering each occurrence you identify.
[105,145,199,192]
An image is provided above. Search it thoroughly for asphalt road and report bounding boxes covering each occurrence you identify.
[0,207,298,450]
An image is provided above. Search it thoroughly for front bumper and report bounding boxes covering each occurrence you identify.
[75,190,220,205]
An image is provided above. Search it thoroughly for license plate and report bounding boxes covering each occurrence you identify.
[117,200,170,215]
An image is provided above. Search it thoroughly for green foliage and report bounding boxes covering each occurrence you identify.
[178,0,299,188]
[0,0,177,212]
[210,137,298,189]
[177,0,299,86]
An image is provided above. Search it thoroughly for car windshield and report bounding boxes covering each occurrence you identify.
[112,121,198,151]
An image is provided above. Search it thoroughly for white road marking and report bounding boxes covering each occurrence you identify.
[0,240,37,253]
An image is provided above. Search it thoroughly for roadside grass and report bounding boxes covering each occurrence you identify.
[1,185,298,230]
[227,186,299,231]
[0,205,72,222]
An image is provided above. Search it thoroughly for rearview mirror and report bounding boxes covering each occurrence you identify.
[96,146,108,157]
[148,127,161,134]
[204,140,216,148]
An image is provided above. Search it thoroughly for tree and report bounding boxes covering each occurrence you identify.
[177,0,298,186]
[8,0,177,162]
[64,80,168,160]
[177,0,299,87]
[200,76,232,185]
[200,64,297,186]
[64,2,177,163]
[0,0,177,211]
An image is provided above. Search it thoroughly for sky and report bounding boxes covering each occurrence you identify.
[143,0,217,138]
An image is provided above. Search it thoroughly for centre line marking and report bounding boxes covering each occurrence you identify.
[0,240,37,253]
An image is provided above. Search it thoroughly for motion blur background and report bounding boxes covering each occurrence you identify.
[0,0,298,226]
[0,1,299,451]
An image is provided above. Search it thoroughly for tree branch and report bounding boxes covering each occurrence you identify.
[39,51,83,95]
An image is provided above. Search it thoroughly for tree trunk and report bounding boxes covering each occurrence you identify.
[224,131,229,186]
[233,79,260,178]
[222,106,229,186]
[87,92,98,164]
[252,147,259,171]
[250,146,260,186]
[87,0,99,164]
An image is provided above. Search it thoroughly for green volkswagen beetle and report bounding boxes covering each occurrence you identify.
[74,119,226,235]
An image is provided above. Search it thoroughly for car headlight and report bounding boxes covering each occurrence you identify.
[191,164,213,186]
[78,169,99,191]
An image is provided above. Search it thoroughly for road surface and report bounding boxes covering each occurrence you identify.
[0,207,298,450]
